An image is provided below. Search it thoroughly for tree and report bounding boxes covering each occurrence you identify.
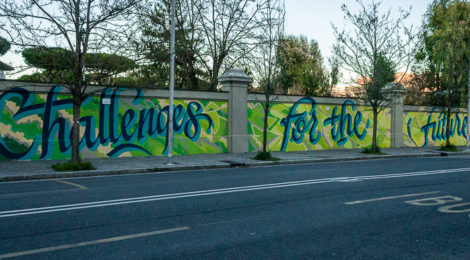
[21,47,75,83]
[251,0,285,155]
[418,0,470,148]
[83,52,137,85]
[332,0,416,152]
[0,0,140,163]
[276,35,332,96]
[0,37,13,73]
[20,47,137,85]
[403,71,433,106]
[135,0,206,90]
[195,0,268,91]
[135,0,272,91]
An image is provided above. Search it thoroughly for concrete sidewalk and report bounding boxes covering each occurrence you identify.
[0,147,468,182]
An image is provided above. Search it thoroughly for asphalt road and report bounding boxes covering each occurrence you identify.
[0,156,470,259]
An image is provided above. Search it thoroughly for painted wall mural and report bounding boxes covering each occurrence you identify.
[248,97,391,152]
[404,108,468,147]
[0,86,228,161]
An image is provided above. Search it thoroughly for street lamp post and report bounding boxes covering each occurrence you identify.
[467,62,470,151]
[167,0,176,165]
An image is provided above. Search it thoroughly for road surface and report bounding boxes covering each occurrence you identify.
[0,156,469,259]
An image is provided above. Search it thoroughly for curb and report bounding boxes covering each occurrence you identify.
[1,151,466,182]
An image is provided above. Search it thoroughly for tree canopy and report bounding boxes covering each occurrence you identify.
[0,36,13,71]
[277,35,330,96]
[135,0,206,89]
[21,47,137,85]
[414,0,470,147]
[418,0,470,107]
[0,37,11,56]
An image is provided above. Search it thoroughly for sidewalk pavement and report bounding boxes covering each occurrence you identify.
[0,147,468,182]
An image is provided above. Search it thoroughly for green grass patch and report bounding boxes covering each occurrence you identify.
[439,143,458,152]
[52,161,95,172]
[253,151,280,161]
[361,146,386,155]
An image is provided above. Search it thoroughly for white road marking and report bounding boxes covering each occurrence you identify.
[345,191,441,205]
[438,202,470,213]
[0,178,333,218]
[55,179,87,190]
[1,167,469,218]
[332,177,361,182]
[405,196,462,206]
[0,226,190,259]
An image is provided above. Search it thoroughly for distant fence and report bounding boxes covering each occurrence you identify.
[0,70,467,161]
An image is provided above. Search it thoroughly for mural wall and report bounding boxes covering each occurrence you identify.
[248,97,391,152]
[0,86,228,161]
[404,108,468,147]
[4,84,467,161]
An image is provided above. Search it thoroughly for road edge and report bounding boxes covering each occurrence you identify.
[1,151,468,182]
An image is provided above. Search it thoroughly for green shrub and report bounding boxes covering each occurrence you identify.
[439,143,458,152]
[52,161,95,172]
[254,151,280,161]
[361,146,385,155]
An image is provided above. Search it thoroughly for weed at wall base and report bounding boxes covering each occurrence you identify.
[52,161,95,172]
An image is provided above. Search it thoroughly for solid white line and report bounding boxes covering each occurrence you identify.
[0,226,190,259]
[1,167,469,218]
[0,178,332,217]
[345,191,442,205]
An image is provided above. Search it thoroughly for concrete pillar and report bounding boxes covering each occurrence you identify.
[390,84,406,148]
[219,69,252,153]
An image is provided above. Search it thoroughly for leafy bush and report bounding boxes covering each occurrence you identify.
[439,143,458,152]
[254,151,280,161]
[52,161,95,172]
[361,146,385,155]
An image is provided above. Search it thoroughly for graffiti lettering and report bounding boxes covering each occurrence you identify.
[280,97,321,151]
[418,108,467,147]
[0,86,213,159]
[323,100,369,146]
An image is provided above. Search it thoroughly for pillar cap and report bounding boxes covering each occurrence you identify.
[383,82,406,94]
[219,69,252,84]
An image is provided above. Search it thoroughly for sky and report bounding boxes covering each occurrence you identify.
[285,0,432,62]
[2,0,434,80]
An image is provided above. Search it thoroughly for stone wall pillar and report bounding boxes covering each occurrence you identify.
[219,69,251,153]
[390,85,406,148]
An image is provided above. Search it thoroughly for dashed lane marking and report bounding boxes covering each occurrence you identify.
[55,179,87,190]
[0,226,190,259]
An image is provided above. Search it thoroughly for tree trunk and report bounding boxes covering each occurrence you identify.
[372,107,378,152]
[189,69,198,90]
[262,103,269,153]
[446,106,451,147]
[209,58,224,91]
[209,67,220,91]
[71,101,81,163]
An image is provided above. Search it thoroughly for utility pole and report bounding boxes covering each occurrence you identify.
[167,0,176,164]
[467,62,470,151]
